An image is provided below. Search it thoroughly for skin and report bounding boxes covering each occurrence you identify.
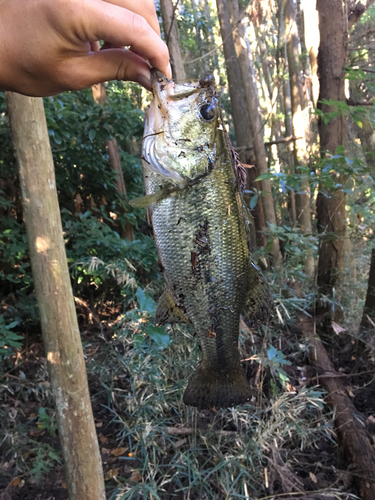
[0,0,171,97]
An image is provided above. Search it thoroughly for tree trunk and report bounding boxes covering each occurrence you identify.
[283,0,314,277]
[301,317,375,500]
[303,0,320,108]
[224,0,266,248]
[92,83,134,241]
[223,0,281,265]
[202,0,219,70]
[6,92,105,500]
[361,247,375,330]
[191,0,210,76]
[279,1,296,224]
[160,0,186,81]
[316,0,348,325]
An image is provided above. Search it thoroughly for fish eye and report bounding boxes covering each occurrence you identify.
[200,103,216,121]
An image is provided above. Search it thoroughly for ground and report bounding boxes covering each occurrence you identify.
[1,302,374,500]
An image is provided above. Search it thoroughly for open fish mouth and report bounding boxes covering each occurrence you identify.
[142,70,219,186]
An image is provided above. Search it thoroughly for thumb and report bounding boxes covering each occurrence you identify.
[60,48,153,91]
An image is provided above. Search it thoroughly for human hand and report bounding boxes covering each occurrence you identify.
[0,0,171,96]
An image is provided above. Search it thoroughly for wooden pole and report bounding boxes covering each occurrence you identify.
[6,92,105,500]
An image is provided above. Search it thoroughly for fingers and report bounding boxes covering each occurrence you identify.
[59,48,153,91]
[101,0,160,36]
[82,1,170,77]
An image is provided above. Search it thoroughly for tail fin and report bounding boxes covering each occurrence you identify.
[183,363,251,409]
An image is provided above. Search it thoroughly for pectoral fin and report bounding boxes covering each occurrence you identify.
[242,261,274,326]
[155,289,190,325]
[129,185,181,209]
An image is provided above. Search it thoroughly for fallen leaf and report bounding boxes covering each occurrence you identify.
[99,434,108,444]
[101,447,111,455]
[111,447,126,457]
[11,477,20,487]
[28,413,37,420]
[129,469,142,483]
[367,415,375,424]
[95,421,103,428]
[104,468,120,480]
[332,322,346,335]
[310,472,318,483]
[174,438,187,448]
[29,427,45,437]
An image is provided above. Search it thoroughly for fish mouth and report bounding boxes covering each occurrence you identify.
[142,70,218,186]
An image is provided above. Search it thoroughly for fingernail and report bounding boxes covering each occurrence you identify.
[136,69,152,91]
[166,62,172,80]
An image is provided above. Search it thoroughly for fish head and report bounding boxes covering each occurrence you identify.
[143,70,221,186]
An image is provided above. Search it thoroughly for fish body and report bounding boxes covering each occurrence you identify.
[135,70,272,409]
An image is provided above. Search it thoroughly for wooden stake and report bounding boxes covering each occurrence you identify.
[6,92,105,500]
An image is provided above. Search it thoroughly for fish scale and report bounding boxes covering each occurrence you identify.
[135,70,273,409]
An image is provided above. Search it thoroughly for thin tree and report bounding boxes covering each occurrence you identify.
[220,0,266,249]
[160,0,186,81]
[361,247,375,331]
[191,0,210,75]
[283,0,314,276]
[302,0,319,108]
[316,0,348,325]
[279,0,296,224]
[92,82,134,241]
[223,0,282,264]
[6,92,105,500]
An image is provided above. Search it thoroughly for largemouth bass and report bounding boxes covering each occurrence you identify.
[132,70,272,409]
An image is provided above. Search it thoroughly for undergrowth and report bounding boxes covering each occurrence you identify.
[0,280,361,499]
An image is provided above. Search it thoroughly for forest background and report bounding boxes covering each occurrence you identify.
[1,0,375,499]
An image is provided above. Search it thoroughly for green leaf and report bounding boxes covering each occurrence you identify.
[267,345,278,361]
[136,288,156,314]
[145,325,171,349]
[256,172,274,181]
[250,195,258,210]
[89,129,96,141]
[6,321,19,330]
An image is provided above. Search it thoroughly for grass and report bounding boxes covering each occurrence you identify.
[1,243,373,499]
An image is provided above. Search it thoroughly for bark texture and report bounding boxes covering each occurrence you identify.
[361,247,375,329]
[92,82,134,241]
[160,0,186,81]
[316,0,347,322]
[223,0,281,264]
[284,0,314,277]
[226,0,267,248]
[6,92,105,500]
[279,1,296,224]
[302,317,375,500]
